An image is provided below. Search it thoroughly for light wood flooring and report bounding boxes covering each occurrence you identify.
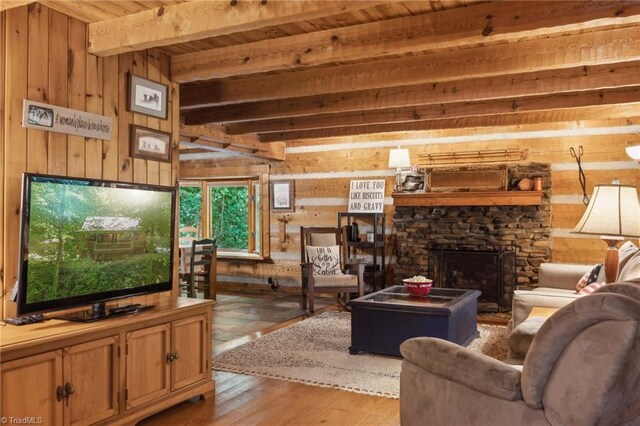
[210,290,333,349]
[139,290,509,425]
[140,290,400,425]
[140,370,399,425]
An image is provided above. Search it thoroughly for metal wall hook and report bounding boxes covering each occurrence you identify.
[570,145,589,205]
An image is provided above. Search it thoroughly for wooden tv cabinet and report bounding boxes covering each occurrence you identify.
[0,297,214,425]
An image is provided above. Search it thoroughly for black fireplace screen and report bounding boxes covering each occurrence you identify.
[430,249,515,312]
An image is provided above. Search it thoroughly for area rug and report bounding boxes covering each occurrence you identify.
[212,312,508,398]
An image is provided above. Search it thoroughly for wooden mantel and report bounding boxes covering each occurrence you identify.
[392,191,543,207]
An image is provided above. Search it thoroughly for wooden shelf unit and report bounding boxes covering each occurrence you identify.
[0,297,214,425]
[392,191,543,207]
[338,212,386,291]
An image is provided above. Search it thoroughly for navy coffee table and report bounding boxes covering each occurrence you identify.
[349,286,480,356]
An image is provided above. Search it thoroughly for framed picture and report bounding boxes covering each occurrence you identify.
[129,74,168,119]
[27,104,54,127]
[271,180,294,212]
[130,125,172,163]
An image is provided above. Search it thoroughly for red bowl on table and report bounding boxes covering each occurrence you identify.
[402,279,433,296]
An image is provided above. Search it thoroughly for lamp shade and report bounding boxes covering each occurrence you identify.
[572,184,640,237]
[626,145,640,161]
[388,148,410,168]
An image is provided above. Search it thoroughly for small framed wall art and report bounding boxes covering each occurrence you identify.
[130,125,172,163]
[129,74,168,119]
[271,180,295,212]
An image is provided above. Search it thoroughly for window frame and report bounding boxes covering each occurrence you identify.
[178,166,270,260]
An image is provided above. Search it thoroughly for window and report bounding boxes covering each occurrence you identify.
[178,184,202,229]
[178,166,269,259]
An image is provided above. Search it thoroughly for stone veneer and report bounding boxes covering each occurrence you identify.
[394,163,551,289]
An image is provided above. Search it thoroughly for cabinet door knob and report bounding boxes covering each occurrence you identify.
[56,385,67,402]
[166,351,179,364]
[65,382,75,396]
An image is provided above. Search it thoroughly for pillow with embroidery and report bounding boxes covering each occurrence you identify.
[306,245,343,276]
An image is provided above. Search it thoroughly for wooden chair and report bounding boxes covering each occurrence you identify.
[180,238,217,300]
[300,226,365,313]
[178,226,199,246]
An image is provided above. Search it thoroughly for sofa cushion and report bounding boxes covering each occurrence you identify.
[530,288,580,296]
[538,263,592,291]
[617,241,639,278]
[617,249,640,283]
[509,316,546,360]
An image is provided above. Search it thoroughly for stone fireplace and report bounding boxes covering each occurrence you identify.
[393,163,551,310]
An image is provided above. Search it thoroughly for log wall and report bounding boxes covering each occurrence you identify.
[1,4,181,318]
[184,124,640,292]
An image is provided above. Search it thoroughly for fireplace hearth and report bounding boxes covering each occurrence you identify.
[430,249,515,312]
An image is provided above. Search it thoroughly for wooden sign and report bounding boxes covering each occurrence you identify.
[348,180,385,213]
[22,100,113,140]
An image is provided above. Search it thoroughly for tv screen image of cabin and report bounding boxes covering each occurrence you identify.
[24,179,173,304]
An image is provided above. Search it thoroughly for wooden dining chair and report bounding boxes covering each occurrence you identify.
[300,226,365,313]
[180,238,217,300]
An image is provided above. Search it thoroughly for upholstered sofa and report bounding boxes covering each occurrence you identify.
[508,241,640,334]
[399,286,640,426]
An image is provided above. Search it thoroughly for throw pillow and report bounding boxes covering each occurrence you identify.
[617,249,640,283]
[617,241,639,279]
[306,245,343,276]
[576,272,590,292]
[576,263,603,292]
[578,282,606,295]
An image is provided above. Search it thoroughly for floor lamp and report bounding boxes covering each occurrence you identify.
[572,183,640,283]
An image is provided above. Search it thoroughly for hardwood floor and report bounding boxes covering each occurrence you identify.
[140,371,399,425]
[139,290,509,424]
[210,290,333,349]
[140,290,399,425]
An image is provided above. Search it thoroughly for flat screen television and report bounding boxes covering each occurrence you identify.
[17,173,175,320]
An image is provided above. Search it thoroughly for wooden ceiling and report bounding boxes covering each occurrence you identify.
[4,0,640,161]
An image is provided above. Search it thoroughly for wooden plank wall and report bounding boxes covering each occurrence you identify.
[1,4,181,318]
[183,122,640,291]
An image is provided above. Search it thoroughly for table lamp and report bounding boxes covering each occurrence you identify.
[572,183,640,282]
[388,147,410,192]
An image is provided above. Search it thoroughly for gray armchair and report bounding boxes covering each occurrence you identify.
[400,288,640,426]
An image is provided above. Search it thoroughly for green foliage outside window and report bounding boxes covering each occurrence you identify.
[210,186,249,250]
[179,186,202,229]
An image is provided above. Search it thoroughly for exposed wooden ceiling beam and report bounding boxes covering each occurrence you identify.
[272,117,640,146]
[183,61,640,125]
[172,1,640,82]
[88,0,388,56]
[0,1,33,12]
[179,147,215,155]
[225,87,640,134]
[257,103,640,142]
[178,140,253,160]
[179,123,284,161]
[180,26,640,108]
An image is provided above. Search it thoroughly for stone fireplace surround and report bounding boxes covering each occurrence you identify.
[393,164,552,299]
